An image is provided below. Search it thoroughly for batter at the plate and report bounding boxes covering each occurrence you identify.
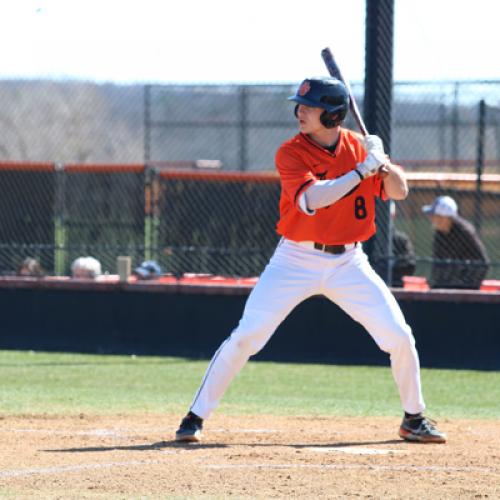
[175,77,446,445]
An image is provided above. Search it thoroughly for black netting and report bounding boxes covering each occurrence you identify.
[0,165,56,275]
[0,78,499,287]
[370,185,500,287]
[62,166,145,275]
[0,163,498,287]
[154,172,280,277]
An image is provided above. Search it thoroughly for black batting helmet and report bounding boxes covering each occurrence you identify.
[288,77,349,128]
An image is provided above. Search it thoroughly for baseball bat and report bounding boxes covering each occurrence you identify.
[321,47,388,174]
[321,47,368,135]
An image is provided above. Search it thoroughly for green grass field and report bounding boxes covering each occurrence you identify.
[1,350,499,419]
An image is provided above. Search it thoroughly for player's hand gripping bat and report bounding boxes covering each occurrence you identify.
[321,47,389,176]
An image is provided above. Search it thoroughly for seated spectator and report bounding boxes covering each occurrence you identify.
[367,204,416,287]
[392,227,417,287]
[422,195,490,289]
[18,257,45,277]
[133,260,162,280]
[71,256,102,279]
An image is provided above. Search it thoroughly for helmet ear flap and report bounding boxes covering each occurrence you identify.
[320,111,338,128]
[320,108,347,128]
[294,104,299,117]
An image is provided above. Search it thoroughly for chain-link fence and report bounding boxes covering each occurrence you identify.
[0,162,282,278]
[1,80,499,171]
[62,164,146,274]
[144,81,500,172]
[0,80,499,287]
[0,162,147,276]
[372,178,500,287]
[0,162,56,274]
[154,170,279,277]
[0,162,499,288]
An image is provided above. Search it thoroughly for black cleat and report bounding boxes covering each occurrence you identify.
[175,411,203,442]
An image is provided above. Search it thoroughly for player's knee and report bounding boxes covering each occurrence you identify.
[235,336,266,356]
[235,324,271,355]
[395,330,415,350]
[378,323,415,354]
[231,314,276,356]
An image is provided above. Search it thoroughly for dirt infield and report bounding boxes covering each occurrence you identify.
[1,414,499,499]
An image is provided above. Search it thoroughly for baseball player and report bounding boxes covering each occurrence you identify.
[175,77,446,444]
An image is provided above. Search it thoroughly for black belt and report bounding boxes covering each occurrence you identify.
[313,242,357,255]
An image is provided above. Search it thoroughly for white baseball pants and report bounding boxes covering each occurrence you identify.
[190,238,425,419]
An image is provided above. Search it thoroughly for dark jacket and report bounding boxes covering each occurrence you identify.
[367,229,416,287]
[431,216,490,289]
[392,229,417,287]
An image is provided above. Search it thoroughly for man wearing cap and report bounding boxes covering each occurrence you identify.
[422,195,490,289]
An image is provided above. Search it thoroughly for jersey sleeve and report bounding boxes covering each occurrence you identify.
[275,145,317,213]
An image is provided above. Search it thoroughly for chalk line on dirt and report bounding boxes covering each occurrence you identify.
[204,463,495,473]
[306,446,406,455]
[3,427,281,436]
[0,459,176,479]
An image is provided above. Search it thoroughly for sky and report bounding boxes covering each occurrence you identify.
[1,0,499,85]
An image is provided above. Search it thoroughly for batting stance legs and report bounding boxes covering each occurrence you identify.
[187,239,425,422]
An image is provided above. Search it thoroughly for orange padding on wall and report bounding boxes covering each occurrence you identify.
[0,161,55,171]
[133,274,259,286]
[403,276,500,293]
[402,276,430,291]
[70,274,258,286]
[157,169,279,183]
[64,164,144,173]
[480,280,500,292]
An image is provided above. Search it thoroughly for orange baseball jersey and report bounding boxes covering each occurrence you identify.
[275,128,388,245]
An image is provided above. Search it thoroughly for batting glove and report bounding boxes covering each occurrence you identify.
[364,134,385,154]
[356,150,388,179]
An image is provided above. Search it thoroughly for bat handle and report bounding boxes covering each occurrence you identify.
[378,165,390,176]
[358,124,389,175]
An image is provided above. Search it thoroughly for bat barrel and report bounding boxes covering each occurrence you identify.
[321,47,367,136]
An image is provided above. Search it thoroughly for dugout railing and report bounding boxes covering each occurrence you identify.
[0,161,499,285]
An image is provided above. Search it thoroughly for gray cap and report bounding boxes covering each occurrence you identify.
[422,196,458,217]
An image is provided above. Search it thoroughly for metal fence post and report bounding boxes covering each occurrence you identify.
[239,86,248,171]
[144,165,157,262]
[364,0,395,284]
[452,82,460,167]
[54,162,66,276]
[475,99,486,231]
[439,100,446,166]
[144,84,151,163]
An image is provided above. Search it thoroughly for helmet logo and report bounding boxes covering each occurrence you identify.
[298,81,311,96]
